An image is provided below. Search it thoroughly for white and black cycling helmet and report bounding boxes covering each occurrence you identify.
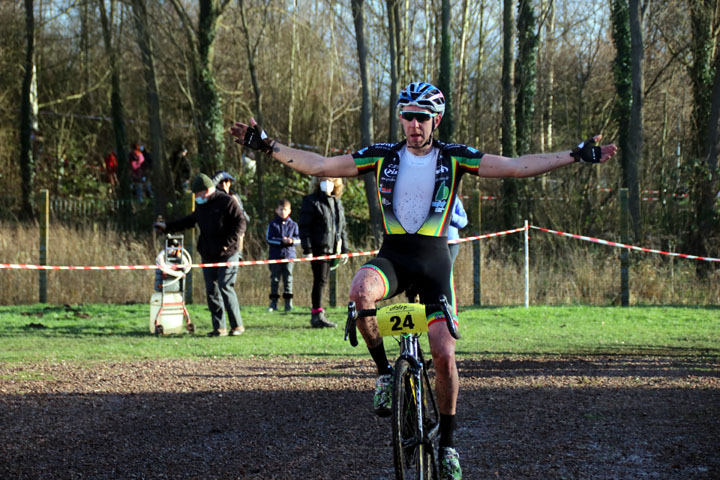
[397,82,445,116]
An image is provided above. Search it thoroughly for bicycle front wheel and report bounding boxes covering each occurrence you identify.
[392,358,434,480]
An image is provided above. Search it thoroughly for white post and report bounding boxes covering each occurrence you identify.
[524,220,529,308]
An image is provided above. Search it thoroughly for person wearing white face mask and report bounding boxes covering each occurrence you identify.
[154,173,247,337]
[298,177,350,328]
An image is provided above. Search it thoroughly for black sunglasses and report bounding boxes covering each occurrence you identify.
[400,111,437,123]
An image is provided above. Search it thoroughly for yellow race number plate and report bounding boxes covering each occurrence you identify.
[377,303,428,337]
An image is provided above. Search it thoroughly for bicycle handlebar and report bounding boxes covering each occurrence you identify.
[344,295,460,347]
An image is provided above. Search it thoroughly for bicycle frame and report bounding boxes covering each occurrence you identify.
[397,333,440,463]
[345,297,456,480]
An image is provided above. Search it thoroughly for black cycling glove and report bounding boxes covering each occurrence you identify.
[243,123,275,155]
[571,137,602,164]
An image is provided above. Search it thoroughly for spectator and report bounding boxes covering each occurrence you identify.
[104,150,118,188]
[140,145,154,199]
[447,195,468,265]
[129,144,145,202]
[266,198,300,312]
[154,174,247,337]
[298,177,350,328]
[171,146,191,196]
[212,171,251,255]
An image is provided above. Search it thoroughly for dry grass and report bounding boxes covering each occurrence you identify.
[1,222,718,306]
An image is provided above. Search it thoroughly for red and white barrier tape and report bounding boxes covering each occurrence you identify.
[448,226,527,244]
[530,225,720,263]
[2,224,716,269]
[0,249,381,271]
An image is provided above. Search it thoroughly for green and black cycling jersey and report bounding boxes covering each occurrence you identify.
[352,139,484,237]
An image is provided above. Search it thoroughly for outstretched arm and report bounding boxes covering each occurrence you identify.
[477,135,618,178]
[230,118,359,178]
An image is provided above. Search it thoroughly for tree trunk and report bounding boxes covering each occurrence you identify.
[169,0,228,175]
[515,0,539,227]
[688,0,720,275]
[501,0,518,231]
[131,0,169,216]
[20,0,36,220]
[515,0,538,156]
[98,0,131,210]
[386,0,400,142]
[627,0,644,241]
[473,1,487,146]
[438,0,454,142]
[455,0,470,141]
[352,0,383,247]
[542,0,554,152]
[288,0,297,146]
[237,0,269,218]
[193,0,225,174]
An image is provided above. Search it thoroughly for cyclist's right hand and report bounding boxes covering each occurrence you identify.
[231,118,274,154]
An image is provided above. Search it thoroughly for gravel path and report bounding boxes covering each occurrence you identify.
[1,355,718,479]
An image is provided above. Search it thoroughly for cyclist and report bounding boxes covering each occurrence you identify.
[231,81,617,479]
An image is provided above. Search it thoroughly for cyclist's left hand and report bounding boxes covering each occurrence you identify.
[571,135,617,164]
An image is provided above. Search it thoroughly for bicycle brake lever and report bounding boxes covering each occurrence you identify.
[345,302,359,347]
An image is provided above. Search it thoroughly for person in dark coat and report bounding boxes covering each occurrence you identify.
[265,198,300,312]
[298,177,350,328]
[213,170,250,256]
[154,174,247,337]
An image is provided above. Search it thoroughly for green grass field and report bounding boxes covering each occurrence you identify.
[0,303,717,363]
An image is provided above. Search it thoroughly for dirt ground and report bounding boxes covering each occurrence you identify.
[1,355,718,480]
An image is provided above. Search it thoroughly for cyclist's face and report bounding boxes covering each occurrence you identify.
[400,106,440,151]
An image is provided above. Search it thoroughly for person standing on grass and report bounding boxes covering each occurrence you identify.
[213,170,251,256]
[266,198,300,312]
[298,177,350,329]
[154,173,247,337]
[230,81,617,479]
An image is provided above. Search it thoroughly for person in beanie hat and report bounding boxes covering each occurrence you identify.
[155,173,247,337]
[213,171,251,254]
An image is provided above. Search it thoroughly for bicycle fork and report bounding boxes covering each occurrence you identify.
[401,337,435,456]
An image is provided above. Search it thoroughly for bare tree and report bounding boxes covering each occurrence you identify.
[237,0,270,215]
[169,0,231,174]
[515,0,538,156]
[437,0,454,142]
[98,0,131,207]
[352,0,383,246]
[501,0,519,231]
[688,0,720,274]
[386,0,401,141]
[19,0,36,220]
[130,0,169,215]
[612,0,643,241]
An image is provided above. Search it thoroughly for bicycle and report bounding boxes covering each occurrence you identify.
[345,295,460,480]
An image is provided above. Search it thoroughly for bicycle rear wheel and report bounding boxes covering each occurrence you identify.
[392,358,434,480]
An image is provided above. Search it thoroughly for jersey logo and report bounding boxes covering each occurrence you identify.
[431,181,450,212]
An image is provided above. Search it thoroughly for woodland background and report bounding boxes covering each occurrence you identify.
[1,0,719,302]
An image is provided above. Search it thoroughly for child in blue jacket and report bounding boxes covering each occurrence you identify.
[266,199,300,311]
